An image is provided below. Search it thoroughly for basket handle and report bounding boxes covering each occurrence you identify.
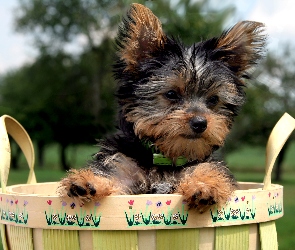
[0,115,36,193]
[263,113,295,190]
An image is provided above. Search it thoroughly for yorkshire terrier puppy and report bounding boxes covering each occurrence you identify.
[59,3,266,212]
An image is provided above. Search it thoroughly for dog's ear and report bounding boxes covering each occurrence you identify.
[205,21,266,78]
[116,3,166,71]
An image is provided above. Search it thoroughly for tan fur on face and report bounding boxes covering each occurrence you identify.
[119,3,166,70]
[131,110,230,161]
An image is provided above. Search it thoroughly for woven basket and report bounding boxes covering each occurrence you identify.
[1,114,294,250]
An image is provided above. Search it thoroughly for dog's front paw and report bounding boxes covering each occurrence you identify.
[184,191,218,213]
[58,169,120,205]
[176,163,237,213]
[67,181,97,201]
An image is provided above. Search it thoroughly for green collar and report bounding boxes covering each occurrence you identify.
[153,153,188,166]
[142,140,188,167]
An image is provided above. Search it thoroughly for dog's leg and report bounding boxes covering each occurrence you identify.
[58,153,148,205]
[58,169,122,205]
[176,162,237,213]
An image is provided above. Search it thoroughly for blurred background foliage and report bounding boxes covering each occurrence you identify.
[1,1,295,249]
[0,0,295,179]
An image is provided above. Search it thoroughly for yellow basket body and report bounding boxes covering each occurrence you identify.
[1,182,282,250]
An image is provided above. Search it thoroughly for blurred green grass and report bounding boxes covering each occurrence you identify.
[226,142,295,250]
[1,142,295,249]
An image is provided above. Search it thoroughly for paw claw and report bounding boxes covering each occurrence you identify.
[68,182,97,202]
[199,197,215,206]
[70,184,87,196]
[86,183,97,195]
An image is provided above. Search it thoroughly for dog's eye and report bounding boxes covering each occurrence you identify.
[164,90,180,101]
[207,95,219,107]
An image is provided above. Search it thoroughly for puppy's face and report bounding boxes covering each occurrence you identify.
[115,4,266,161]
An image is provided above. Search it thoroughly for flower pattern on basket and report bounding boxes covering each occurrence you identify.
[44,200,101,228]
[210,195,257,223]
[124,199,189,227]
[0,198,29,225]
[210,191,283,223]
[267,192,283,216]
[0,189,284,229]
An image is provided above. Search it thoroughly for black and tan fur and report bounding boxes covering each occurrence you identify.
[59,3,266,213]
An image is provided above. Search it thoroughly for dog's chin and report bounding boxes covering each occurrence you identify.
[180,133,202,139]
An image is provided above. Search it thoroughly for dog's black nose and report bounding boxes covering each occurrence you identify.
[189,116,207,134]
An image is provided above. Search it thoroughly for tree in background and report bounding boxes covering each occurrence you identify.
[260,46,295,181]
[0,0,235,170]
[14,0,122,123]
[0,51,113,170]
[143,0,234,45]
[224,44,295,181]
